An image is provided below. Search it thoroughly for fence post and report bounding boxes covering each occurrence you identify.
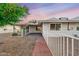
[72,38,74,56]
[63,36,65,56]
[58,37,60,56]
[67,37,69,56]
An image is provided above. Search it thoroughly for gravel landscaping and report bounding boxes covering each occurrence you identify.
[0,33,36,56]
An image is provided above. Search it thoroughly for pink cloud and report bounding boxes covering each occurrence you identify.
[20,7,79,25]
[49,8,79,18]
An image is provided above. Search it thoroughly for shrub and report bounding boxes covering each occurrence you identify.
[12,33,18,36]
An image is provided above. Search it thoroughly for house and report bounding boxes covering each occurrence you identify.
[25,17,79,38]
[23,17,79,56]
[0,25,20,33]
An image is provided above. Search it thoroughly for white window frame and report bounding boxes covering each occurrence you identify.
[50,23,61,31]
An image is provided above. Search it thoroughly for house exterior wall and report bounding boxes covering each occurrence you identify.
[61,23,67,30]
[29,25,37,32]
[28,25,42,33]
[0,25,20,33]
[69,23,79,31]
[42,22,79,38]
[42,22,79,55]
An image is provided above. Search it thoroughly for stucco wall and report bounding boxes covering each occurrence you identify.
[0,25,20,33]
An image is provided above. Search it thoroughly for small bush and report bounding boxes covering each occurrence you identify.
[12,33,18,36]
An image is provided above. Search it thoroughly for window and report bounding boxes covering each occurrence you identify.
[77,27,79,31]
[50,24,61,30]
[50,24,55,30]
[56,24,61,30]
[36,26,42,31]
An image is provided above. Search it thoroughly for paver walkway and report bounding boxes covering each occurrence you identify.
[32,34,52,56]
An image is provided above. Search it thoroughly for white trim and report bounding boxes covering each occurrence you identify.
[50,23,61,31]
[72,39,74,56]
[63,37,65,56]
[67,37,69,56]
[58,38,60,56]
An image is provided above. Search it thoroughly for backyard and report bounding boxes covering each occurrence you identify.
[0,33,52,56]
[0,33,36,56]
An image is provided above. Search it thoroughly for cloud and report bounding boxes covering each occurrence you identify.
[19,3,79,24]
[49,8,79,18]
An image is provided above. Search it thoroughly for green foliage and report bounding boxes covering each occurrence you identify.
[0,3,29,26]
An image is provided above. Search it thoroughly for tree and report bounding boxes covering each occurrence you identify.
[0,3,29,34]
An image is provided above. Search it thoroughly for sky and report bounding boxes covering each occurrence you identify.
[19,3,79,24]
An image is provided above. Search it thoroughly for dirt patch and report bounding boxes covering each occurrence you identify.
[0,33,36,56]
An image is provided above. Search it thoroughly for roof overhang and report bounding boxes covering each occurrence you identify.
[38,20,79,23]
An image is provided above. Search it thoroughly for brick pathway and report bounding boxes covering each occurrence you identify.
[32,35,52,56]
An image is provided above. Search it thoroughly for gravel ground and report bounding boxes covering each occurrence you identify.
[0,33,36,56]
